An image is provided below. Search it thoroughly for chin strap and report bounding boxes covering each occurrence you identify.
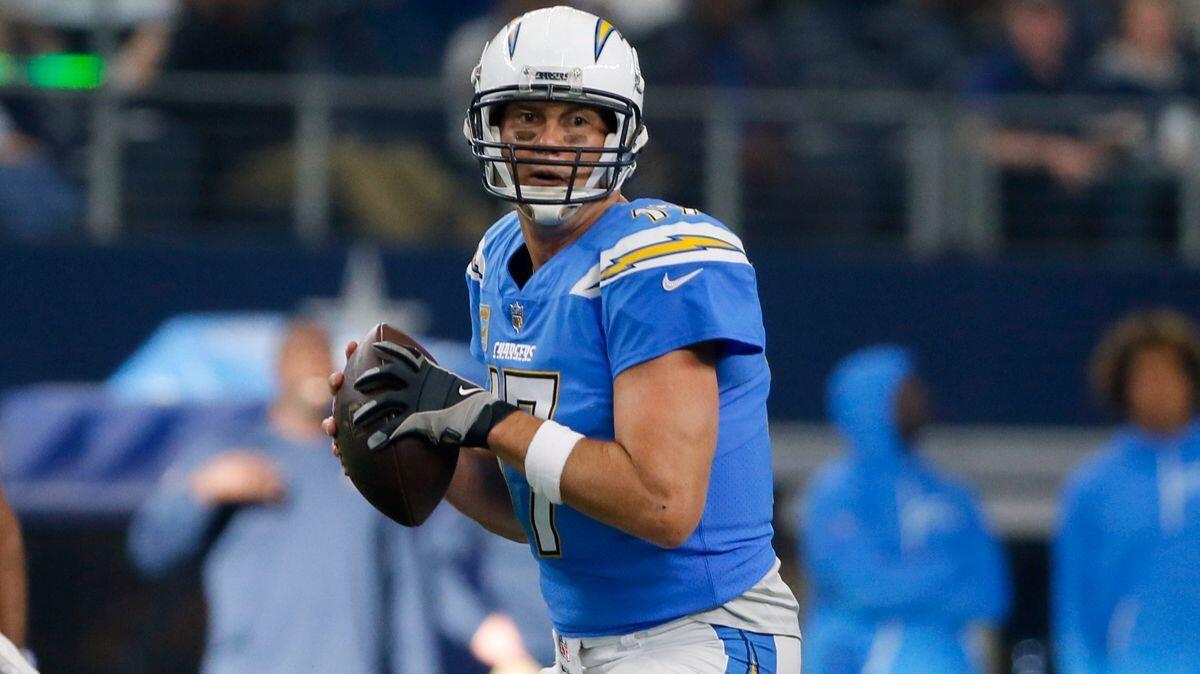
[521,202,581,227]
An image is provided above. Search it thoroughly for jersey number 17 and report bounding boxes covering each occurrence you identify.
[489,367,563,557]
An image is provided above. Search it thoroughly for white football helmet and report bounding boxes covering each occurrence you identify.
[464,6,649,226]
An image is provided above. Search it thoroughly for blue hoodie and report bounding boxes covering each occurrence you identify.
[1053,422,1200,674]
[801,346,1011,674]
[128,422,439,674]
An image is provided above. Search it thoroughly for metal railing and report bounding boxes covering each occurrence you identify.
[4,66,1200,258]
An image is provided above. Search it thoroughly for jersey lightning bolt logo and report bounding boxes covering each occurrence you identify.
[599,235,742,282]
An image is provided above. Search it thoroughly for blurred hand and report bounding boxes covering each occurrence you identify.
[110,21,169,92]
[322,340,358,460]
[1045,138,1107,191]
[190,451,285,506]
[471,613,534,668]
[0,133,38,167]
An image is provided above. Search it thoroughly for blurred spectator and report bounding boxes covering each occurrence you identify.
[321,0,491,78]
[801,346,1010,674]
[0,104,83,242]
[1091,0,1200,97]
[1054,309,1200,674]
[640,0,780,88]
[783,0,968,91]
[631,0,798,232]
[127,321,439,674]
[0,0,177,97]
[121,0,296,232]
[0,13,88,241]
[1083,0,1200,246]
[120,0,487,242]
[968,0,1113,243]
[443,0,555,159]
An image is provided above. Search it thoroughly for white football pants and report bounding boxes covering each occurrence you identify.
[540,617,801,674]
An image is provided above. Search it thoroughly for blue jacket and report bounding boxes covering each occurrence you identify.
[128,423,439,674]
[1053,422,1200,674]
[801,347,1011,674]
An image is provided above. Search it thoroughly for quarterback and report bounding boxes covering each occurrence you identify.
[326,6,801,673]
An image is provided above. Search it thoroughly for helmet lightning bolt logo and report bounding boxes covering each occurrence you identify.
[599,235,742,282]
[594,19,617,61]
[507,19,522,58]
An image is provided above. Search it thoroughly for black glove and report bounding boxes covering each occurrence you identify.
[352,341,517,451]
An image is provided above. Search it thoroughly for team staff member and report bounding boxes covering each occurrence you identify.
[1055,309,1200,674]
[802,346,1010,674]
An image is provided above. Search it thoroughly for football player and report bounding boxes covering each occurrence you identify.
[325,7,800,672]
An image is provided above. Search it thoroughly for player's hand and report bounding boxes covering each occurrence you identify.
[323,340,358,459]
[190,451,285,505]
[351,340,516,450]
[1045,138,1106,191]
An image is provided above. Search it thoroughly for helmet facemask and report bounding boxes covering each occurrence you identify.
[466,80,647,226]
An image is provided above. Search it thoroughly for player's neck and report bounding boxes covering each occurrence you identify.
[518,193,624,271]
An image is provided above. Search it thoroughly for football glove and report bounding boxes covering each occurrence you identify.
[351,340,516,451]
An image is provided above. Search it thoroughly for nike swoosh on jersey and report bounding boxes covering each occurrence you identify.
[459,386,484,396]
[662,269,703,291]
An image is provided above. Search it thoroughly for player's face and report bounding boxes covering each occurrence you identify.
[277,324,335,421]
[894,376,931,445]
[497,101,612,188]
[1127,345,1194,434]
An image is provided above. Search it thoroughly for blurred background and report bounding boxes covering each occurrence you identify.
[2,0,1200,672]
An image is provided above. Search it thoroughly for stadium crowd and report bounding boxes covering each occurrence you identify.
[0,0,1196,249]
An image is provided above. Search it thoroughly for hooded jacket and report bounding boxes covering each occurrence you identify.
[1053,422,1200,674]
[801,346,1011,674]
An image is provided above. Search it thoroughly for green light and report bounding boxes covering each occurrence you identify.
[28,54,105,90]
[0,55,13,86]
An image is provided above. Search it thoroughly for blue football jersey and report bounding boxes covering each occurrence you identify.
[466,199,776,637]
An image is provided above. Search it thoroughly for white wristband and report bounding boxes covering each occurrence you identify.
[524,420,583,505]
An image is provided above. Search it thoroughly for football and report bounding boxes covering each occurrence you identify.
[334,323,458,526]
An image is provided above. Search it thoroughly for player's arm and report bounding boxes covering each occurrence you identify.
[487,344,717,548]
[339,339,719,548]
[445,447,526,543]
[0,482,27,647]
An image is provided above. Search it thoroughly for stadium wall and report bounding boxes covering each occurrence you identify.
[4,243,1196,424]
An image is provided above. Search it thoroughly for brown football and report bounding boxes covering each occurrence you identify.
[334,323,458,526]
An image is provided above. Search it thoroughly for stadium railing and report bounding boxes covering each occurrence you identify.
[2,67,1199,257]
